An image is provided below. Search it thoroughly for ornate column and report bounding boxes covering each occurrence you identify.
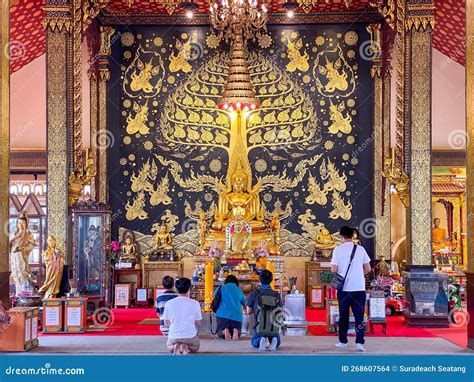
[404,1,435,266]
[368,23,389,259]
[466,0,474,350]
[44,1,72,260]
[0,0,10,307]
[97,26,114,204]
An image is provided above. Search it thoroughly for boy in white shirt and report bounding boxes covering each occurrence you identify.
[331,226,371,352]
[163,277,202,355]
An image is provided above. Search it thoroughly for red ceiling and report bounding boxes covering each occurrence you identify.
[8,0,466,73]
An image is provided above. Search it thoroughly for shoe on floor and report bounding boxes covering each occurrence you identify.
[356,344,366,352]
[335,342,348,349]
[269,338,278,352]
[258,337,267,351]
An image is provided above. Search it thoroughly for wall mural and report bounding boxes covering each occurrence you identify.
[107,24,374,257]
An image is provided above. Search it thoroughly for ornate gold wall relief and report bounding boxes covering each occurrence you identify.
[0,0,9,274]
[468,0,474,275]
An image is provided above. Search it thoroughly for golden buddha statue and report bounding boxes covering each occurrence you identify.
[213,160,264,230]
[39,235,64,299]
[154,224,173,251]
[121,231,138,264]
[225,218,254,261]
[267,212,281,254]
[315,228,336,250]
[432,218,457,253]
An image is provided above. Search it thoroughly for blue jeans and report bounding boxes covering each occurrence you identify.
[251,331,281,349]
[337,290,366,345]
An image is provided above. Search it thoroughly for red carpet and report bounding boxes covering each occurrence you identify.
[39,308,467,348]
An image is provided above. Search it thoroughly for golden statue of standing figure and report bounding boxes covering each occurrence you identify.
[39,235,64,299]
[9,212,37,296]
[198,212,208,250]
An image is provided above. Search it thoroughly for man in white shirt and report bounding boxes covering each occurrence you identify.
[331,226,371,352]
[163,277,202,355]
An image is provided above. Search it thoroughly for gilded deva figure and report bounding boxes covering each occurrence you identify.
[39,235,64,299]
[198,212,207,250]
[9,212,37,295]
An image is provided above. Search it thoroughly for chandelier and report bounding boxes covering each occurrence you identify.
[209,0,269,44]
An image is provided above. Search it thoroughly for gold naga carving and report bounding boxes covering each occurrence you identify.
[82,0,109,32]
[68,149,97,207]
[383,148,410,208]
[370,0,396,29]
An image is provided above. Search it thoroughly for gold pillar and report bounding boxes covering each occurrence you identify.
[404,2,435,266]
[97,26,114,204]
[0,0,10,307]
[465,0,474,350]
[368,23,388,259]
[44,3,71,256]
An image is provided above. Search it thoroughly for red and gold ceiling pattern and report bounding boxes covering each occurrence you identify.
[8,0,467,73]
[9,0,45,73]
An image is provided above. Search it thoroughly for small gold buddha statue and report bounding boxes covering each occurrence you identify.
[315,228,336,250]
[39,235,64,299]
[154,224,173,251]
[121,231,138,264]
[267,212,281,254]
[213,160,264,230]
[225,218,254,260]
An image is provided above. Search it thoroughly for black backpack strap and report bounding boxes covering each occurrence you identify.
[342,244,357,284]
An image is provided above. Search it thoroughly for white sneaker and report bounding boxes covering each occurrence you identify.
[269,337,278,352]
[356,344,366,352]
[335,342,348,349]
[258,337,267,351]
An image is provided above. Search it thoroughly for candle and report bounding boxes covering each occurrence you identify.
[266,261,275,290]
[204,259,214,312]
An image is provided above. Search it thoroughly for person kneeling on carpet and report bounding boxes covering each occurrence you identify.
[163,277,202,355]
[214,275,246,341]
[246,270,283,352]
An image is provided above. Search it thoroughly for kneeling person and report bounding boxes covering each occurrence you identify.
[163,277,202,355]
[246,270,282,351]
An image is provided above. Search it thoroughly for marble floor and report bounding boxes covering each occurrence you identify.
[22,335,472,355]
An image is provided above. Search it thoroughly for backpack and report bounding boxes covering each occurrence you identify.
[255,288,282,337]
